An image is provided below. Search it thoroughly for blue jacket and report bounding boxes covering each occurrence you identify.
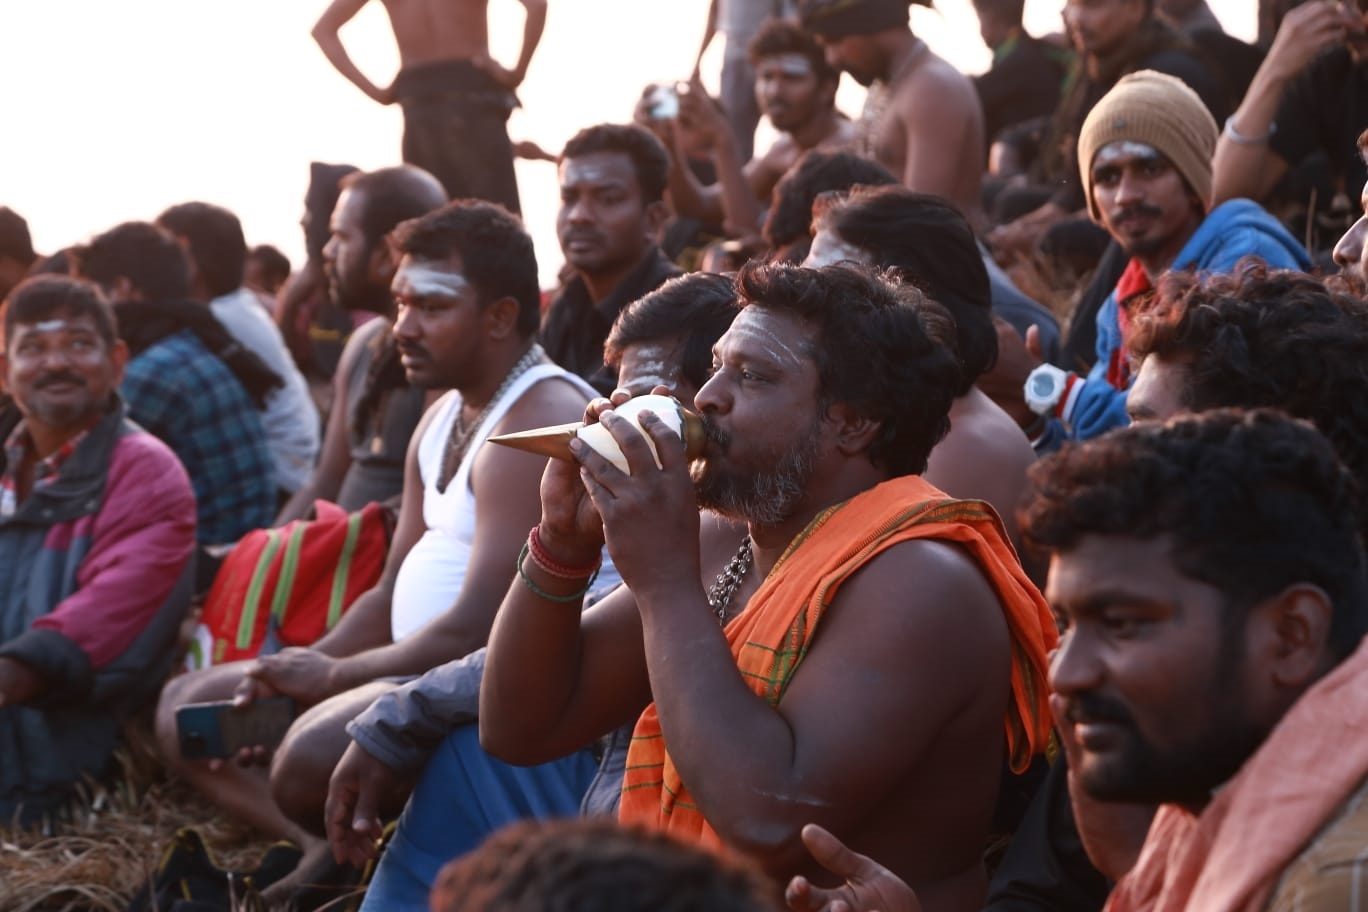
[1063,199,1311,441]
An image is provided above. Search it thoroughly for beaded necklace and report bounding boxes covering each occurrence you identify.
[438,344,545,491]
[706,535,754,623]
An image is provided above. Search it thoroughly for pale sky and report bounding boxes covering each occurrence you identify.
[0,1,1256,287]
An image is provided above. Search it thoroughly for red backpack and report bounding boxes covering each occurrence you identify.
[185,500,392,671]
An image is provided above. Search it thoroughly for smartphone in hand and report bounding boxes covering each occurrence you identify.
[175,696,297,760]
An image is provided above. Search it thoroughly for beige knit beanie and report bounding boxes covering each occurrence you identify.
[1076,70,1218,222]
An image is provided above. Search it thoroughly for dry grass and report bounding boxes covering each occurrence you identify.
[0,718,279,912]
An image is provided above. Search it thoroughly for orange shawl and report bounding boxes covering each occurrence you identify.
[618,475,1058,848]
[1106,636,1368,912]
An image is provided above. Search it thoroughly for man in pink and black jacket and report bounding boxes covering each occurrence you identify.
[0,275,196,824]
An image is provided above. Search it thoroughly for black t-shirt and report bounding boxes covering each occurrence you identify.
[540,248,683,397]
[975,34,1070,149]
[1271,47,1368,214]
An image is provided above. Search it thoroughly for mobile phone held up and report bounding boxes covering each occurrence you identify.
[175,696,297,760]
[647,83,680,121]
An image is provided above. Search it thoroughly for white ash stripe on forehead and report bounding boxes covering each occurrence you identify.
[726,321,804,367]
[559,160,627,184]
[804,230,870,269]
[765,53,816,77]
[1094,141,1161,165]
[393,264,472,298]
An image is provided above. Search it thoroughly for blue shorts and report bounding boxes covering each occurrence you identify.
[359,723,597,911]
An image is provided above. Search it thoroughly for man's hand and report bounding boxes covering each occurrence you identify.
[472,54,522,90]
[534,397,618,570]
[677,77,731,154]
[1264,0,1360,82]
[0,657,44,707]
[785,824,923,912]
[977,318,1044,430]
[237,647,341,710]
[569,393,701,597]
[513,139,557,162]
[325,740,413,867]
[213,649,338,769]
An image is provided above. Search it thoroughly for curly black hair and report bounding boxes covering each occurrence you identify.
[1021,409,1368,661]
[818,186,995,393]
[604,272,738,394]
[762,151,897,252]
[735,261,962,477]
[1128,262,1368,520]
[430,818,776,912]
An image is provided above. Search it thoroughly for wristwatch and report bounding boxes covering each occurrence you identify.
[1024,363,1071,417]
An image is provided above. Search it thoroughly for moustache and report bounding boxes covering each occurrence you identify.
[701,414,731,452]
[36,372,87,390]
[561,230,604,245]
[396,342,429,361]
[1062,692,1134,728]
[1114,204,1162,222]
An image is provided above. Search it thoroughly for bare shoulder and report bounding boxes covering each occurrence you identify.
[412,389,455,445]
[817,117,860,153]
[837,537,1004,630]
[755,136,798,183]
[942,390,1034,469]
[492,374,592,435]
[781,535,1012,734]
[896,53,978,112]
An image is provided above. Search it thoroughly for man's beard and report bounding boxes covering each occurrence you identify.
[1071,633,1268,806]
[693,414,822,525]
[328,265,388,314]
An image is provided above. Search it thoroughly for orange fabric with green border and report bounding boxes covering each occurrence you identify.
[617,475,1059,849]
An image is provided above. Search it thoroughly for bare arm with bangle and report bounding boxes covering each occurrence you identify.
[1212,1,1356,206]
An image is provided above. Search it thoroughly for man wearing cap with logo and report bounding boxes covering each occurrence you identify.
[1018,70,1309,442]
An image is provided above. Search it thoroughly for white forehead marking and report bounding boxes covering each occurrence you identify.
[804,229,870,269]
[620,344,681,391]
[561,159,624,187]
[393,263,471,299]
[1094,141,1160,166]
[728,314,804,368]
[623,372,677,392]
[763,53,816,77]
[30,320,72,333]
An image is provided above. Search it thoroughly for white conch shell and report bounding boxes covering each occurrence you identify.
[575,394,684,474]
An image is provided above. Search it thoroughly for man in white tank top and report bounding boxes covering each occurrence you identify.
[155,200,598,904]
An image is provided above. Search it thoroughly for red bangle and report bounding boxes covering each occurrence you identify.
[527,525,602,579]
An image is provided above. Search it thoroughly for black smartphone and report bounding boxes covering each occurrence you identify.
[175,696,297,760]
